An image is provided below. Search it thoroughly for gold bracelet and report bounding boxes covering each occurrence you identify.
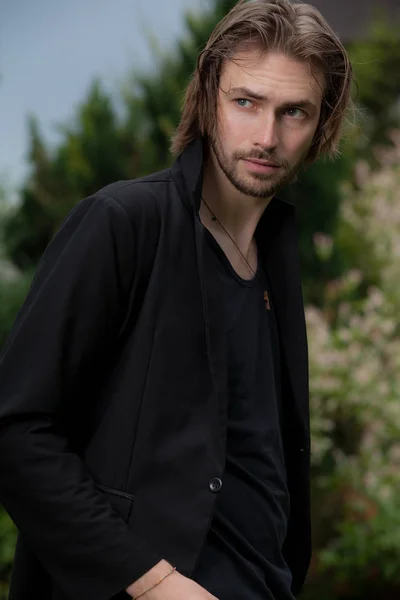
[132,566,177,599]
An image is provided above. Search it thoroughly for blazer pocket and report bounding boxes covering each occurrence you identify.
[95,483,135,522]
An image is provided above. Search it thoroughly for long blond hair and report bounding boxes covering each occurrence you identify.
[171,0,353,164]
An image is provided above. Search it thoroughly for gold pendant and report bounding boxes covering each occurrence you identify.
[264,291,271,311]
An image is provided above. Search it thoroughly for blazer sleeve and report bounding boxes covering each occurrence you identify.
[0,194,163,599]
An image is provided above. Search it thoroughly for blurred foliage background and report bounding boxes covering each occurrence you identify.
[0,0,400,598]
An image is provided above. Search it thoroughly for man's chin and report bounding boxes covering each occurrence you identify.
[233,183,279,199]
[240,176,285,198]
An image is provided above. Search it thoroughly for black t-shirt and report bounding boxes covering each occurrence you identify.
[192,229,294,600]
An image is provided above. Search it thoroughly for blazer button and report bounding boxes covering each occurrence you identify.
[209,478,222,493]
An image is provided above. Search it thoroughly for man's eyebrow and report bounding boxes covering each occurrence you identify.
[227,86,268,101]
[227,86,318,111]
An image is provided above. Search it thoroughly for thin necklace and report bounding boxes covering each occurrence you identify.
[202,195,257,278]
[201,196,271,310]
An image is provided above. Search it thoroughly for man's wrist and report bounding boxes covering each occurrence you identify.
[125,559,175,598]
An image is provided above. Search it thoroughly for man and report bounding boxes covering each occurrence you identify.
[0,1,353,599]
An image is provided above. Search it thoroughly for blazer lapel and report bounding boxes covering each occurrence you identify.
[257,198,310,436]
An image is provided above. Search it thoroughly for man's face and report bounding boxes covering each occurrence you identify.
[210,50,325,199]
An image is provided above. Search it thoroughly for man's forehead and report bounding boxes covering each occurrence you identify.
[220,50,325,99]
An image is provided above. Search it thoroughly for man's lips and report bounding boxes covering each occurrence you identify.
[244,158,281,167]
[242,158,282,174]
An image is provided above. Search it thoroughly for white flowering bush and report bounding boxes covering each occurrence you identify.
[307,133,400,593]
[339,130,400,298]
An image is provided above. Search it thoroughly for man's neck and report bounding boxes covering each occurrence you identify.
[200,152,272,258]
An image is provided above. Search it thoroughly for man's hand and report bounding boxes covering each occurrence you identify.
[126,559,218,599]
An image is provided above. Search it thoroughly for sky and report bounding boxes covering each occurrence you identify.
[0,0,205,199]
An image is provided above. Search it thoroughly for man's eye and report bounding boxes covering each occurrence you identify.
[284,107,305,118]
[235,98,253,108]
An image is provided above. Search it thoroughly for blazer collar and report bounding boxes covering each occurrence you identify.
[171,138,204,214]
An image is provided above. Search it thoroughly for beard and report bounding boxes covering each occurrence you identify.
[210,132,309,199]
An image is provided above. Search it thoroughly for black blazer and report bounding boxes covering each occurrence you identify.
[0,139,311,600]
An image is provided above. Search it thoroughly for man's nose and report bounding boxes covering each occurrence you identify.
[254,114,279,151]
